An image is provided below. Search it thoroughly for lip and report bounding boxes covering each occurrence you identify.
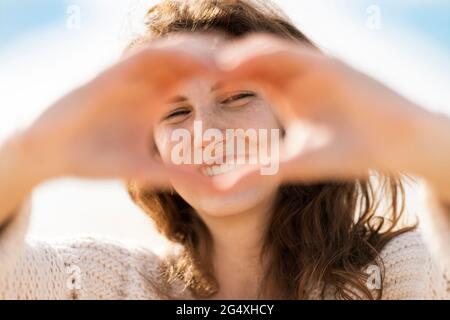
[198,154,251,177]
[200,163,248,177]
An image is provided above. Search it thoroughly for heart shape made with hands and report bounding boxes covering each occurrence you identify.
[126,33,377,192]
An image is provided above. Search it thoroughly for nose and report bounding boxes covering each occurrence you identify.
[191,108,226,150]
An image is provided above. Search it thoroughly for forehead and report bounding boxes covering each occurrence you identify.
[165,79,211,104]
[167,78,231,101]
[179,78,224,92]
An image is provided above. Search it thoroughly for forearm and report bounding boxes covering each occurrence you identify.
[407,110,450,205]
[0,133,42,227]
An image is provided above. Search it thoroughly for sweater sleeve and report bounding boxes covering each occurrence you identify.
[417,182,450,270]
[0,201,165,300]
[380,231,449,300]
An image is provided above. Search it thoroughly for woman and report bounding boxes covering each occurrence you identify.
[0,0,449,299]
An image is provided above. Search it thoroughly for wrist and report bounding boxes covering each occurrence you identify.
[1,131,59,188]
[425,181,450,206]
[410,111,450,201]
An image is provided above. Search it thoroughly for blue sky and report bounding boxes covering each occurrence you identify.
[0,0,70,45]
[348,0,450,51]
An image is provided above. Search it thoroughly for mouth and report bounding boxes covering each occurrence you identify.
[200,162,247,177]
[199,154,251,177]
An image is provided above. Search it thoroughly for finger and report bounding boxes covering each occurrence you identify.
[209,163,281,192]
[122,159,215,190]
[216,33,311,71]
[129,52,220,121]
[219,50,311,127]
[279,145,370,183]
[123,33,225,85]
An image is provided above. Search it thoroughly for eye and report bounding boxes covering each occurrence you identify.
[162,107,191,123]
[220,91,256,108]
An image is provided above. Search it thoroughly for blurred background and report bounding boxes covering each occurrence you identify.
[0,0,449,253]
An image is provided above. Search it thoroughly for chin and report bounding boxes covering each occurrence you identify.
[172,179,279,218]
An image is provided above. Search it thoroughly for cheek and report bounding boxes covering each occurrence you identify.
[257,101,283,130]
[226,101,281,130]
[153,127,176,163]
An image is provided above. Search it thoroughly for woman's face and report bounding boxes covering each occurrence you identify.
[153,78,282,217]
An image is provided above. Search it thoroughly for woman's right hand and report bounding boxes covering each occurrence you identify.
[0,35,218,227]
[14,35,218,186]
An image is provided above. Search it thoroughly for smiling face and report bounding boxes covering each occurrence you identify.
[153,78,283,217]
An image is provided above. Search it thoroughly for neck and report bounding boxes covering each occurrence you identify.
[200,194,277,299]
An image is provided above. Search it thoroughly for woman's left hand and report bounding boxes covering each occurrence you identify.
[215,34,450,202]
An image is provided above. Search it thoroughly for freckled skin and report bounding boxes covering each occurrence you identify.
[153,78,282,217]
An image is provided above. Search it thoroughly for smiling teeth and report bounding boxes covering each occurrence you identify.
[201,163,244,176]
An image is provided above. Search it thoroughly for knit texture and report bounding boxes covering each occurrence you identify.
[0,198,449,300]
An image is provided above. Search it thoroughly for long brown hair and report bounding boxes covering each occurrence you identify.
[127,0,415,299]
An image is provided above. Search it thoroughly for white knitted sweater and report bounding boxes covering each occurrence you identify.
[0,188,449,300]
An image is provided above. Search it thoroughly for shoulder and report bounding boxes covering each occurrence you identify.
[378,231,448,299]
[50,235,161,262]
[37,235,167,299]
[49,235,164,277]
[379,231,427,265]
[28,234,162,267]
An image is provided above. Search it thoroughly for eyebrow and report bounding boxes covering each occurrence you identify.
[167,95,188,103]
[166,82,226,104]
[210,81,225,92]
